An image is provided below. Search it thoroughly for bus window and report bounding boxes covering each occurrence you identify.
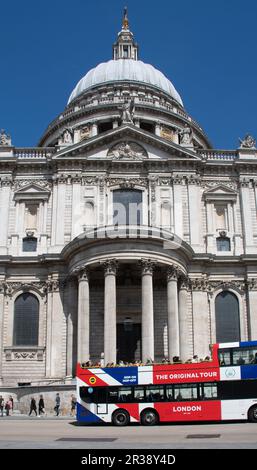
[80,386,107,404]
[134,387,145,402]
[232,348,257,365]
[107,387,132,403]
[218,350,231,366]
[174,384,198,401]
[145,386,165,402]
[166,385,174,401]
[202,383,218,400]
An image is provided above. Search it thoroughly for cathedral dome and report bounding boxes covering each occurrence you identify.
[68,59,183,106]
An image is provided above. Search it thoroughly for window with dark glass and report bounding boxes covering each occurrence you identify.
[140,121,155,133]
[113,190,142,226]
[13,293,39,346]
[107,387,133,403]
[216,237,231,252]
[22,237,37,252]
[98,122,113,134]
[174,384,198,401]
[215,291,240,343]
[145,386,165,402]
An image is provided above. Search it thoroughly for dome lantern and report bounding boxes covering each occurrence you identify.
[112,7,138,61]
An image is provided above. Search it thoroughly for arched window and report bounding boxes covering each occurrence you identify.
[13,293,39,346]
[215,291,240,343]
[113,190,142,226]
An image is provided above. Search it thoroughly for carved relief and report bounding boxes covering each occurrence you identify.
[5,349,44,361]
[160,126,174,142]
[107,177,147,188]
[5,281,48,297]
[14,179,52,190]
[107,142,147,161]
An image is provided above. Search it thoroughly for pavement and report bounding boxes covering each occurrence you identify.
[0,418,257,449]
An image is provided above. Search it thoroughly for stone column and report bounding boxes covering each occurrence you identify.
[167,267,180,361]
[140,259,155,363]
[240,180,254,252]
[0,281,5,385]
[187,177,202,251]
[247,279,257,340]
[104,260,117,365]
[71,176,82,239]
[191,278,210,358]
[55,178,66,246]
[46,278,65,377]
[45,279,53,377]
[0,180,11,255]
[77,268,90,364]
[92,122,98,137]
[66,278,77,377]
[178,277,190,362]
[173,177,183,239]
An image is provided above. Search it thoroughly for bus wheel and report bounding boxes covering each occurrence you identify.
[248,405,257,423]
[141,409,159,426]
[112,409,130,426]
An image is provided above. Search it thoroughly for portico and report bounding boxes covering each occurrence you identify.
[69,244,189,366]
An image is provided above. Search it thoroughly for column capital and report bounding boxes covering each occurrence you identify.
[103,259,118,276]
[71,265,90,282]
[78,268,90,283]
[167,265,179,282]
[178,275,190,290]
[140,258,156,275]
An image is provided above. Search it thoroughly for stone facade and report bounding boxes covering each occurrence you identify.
[0,13,257,412]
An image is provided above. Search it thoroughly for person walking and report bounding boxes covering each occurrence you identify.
[29,397,37,416]
[70,394,76,417]
[54,393,60,416]
[0,396,4,417]
[38,395,45,417]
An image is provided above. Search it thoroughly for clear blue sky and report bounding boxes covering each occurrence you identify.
[0,0,256,149]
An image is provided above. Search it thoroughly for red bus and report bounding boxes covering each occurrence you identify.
[76,341,257,425]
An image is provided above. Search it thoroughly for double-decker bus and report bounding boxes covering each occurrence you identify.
[76,341,257,426]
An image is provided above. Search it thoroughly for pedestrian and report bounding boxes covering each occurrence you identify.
[29,397,37,416]
[5,401,10,416]
[8,396,13,416]
[9,396,14,410]
[54,393,60,416]
[38,395,45,416]
[0,396,4,417]
[70,394,76,417]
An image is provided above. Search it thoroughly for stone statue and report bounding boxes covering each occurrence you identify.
[80,126,90,141]
[0,129,12,146]
[119,98,135,124]
[179,124,193,145]
[239,134,256,149]
[58,128,73,146]
[63,129,73,144]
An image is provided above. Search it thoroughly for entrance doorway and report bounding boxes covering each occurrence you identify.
[117,323,141,363]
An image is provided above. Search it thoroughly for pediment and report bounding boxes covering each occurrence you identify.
[14,183,50,201]
[53,124,201,162]
[203,184,237,201]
